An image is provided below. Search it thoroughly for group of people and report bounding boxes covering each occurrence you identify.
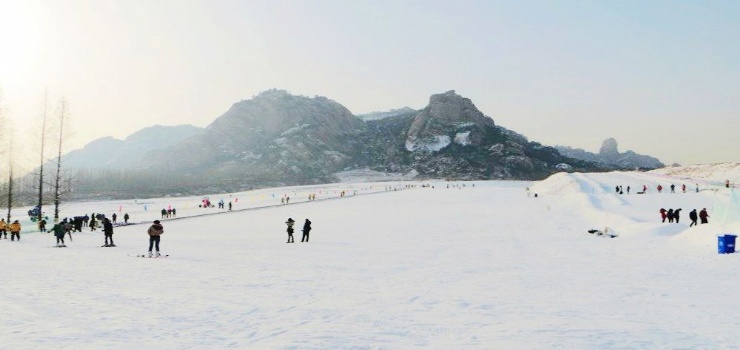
[0,219,22,241]
[48,215,163,255]
[659,208,709,226]
[618,183,702,195]
[161,208,177,218]
[285,218,311,243]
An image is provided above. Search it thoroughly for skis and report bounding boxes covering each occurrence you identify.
[101,245,117,247]
[136,254,169,258]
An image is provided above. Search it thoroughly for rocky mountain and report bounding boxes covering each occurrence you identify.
[143,89,366,186]
[62,89,602,196]
[555,138,664,170]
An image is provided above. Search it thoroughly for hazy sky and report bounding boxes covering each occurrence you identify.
[1,0,738,166]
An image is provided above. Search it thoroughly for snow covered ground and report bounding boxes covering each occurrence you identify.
[2,170,740,349]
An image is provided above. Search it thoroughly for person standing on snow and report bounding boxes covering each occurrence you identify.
[285,218,295,243]
[699,208,710,224]
[89,214,97,232]
[0,218,7,239]
[52,220,67,247]
[103,217,115,247]
[657,185,663,193]
[660,208,667,223]
[689,209,698,227]
[301,219,312,242]
[673,208,682,223]
[147,220,164,257]
[667,209,674,223]
[9,220,21,241]
[124,213,130,224]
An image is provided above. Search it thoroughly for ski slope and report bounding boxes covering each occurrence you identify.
[1,172,739,349]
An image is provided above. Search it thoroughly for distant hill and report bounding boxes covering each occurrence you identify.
[555,138,664,170]
[62,125,204,169]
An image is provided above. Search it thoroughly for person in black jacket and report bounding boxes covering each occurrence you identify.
[673,208,682,224]
[301,219,312,242]
[285,218,295,243]
[103,218,115,247]
[689,209,698,227]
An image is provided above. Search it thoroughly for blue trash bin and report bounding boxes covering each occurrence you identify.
[718,235,737,254]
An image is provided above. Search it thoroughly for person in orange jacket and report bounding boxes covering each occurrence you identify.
[0,218,7,239]
[9,220,21,241]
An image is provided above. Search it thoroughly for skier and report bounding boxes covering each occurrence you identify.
[161,208,167,219]
[682,184,686,193]
[51,220,66,247]
[9,220,21,241]
[673,208,682,223]
[0,218,6,239]
[659,208,667,223]
[228,202,232,211]
[111,213,117,223]
[39,218,47,232]
[670,184,675,193]
[657,185,663,193]
[301,218,312,242]
[147,220,164,257]
[627,186,630,194]
[285,218,295,243]
[102,217,115,247]
[124,213,130,224]
[667,209,674,223]
[689,209,698,227]
[726,180,730,188]
[699,208,710,224]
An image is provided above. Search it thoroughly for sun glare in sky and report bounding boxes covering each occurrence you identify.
[0,2,43,89]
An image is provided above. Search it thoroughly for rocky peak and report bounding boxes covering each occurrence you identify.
[425,90,495,127]
[599,138,619,159]
[406,90,496,152]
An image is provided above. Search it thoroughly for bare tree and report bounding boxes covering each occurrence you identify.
[5,132,15,223]
[35,91,51,223]
[52,98,70,221]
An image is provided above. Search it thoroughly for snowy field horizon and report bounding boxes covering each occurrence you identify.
[2,163,740,348]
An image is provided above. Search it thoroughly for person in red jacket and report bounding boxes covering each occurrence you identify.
[657,185,663,193]
[659,208,667,223]
[699,208,710,224]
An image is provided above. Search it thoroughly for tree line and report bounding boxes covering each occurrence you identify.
[0,91,71,224]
